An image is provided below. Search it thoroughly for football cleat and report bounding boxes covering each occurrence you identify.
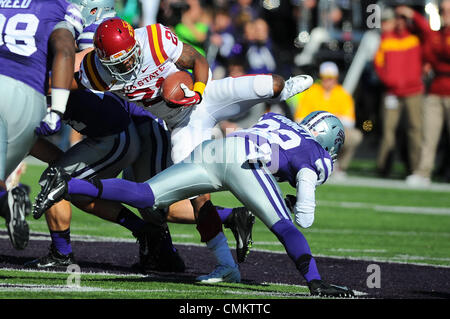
[134,223,185,273]
[405,174,431,187]
[196,264,241,283]
[24,244,75,269]
[33,166,70,219]
[2,185,31,250]
[223,207,255,263]
[279,74,313,101]
[308,280,355,298]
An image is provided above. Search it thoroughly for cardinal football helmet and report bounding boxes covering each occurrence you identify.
[70,0,115,26]
[300,111,345,162]
[94,18,142,81]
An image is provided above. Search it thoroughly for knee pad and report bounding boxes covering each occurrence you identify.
[252,75,273,98]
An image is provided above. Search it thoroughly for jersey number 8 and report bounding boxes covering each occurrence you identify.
[0,13,39,57]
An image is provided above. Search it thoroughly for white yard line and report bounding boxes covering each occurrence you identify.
[327,175,450,192]
[0,282,367,298]
[1,230,449,268]
[318,200,450,216]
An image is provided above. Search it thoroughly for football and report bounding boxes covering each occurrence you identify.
[161,71,194,104]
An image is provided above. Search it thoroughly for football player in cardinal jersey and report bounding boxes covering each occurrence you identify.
[0,0,83,250]
[33,111,355,297]
[76,17,314,282]
[29,2,253,274]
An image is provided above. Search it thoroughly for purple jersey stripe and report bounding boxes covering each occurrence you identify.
[244,140,288,220]
[259,164,292,221]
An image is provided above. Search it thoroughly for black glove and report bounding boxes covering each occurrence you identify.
[285,194,297,212]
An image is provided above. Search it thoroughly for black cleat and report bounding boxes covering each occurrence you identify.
[2,185,31,250]
[24,244,75,269]
[308,280,355,298]
[33,166,70,219]
[134,223,185,273]
[223,207,255,263]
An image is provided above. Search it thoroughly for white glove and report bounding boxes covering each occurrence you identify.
[35,110,62,136]
[295,212,314,229]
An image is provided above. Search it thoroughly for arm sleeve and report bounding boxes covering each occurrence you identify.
[294,168,318,228]
[411,11,432,38]
[58,2,84,39]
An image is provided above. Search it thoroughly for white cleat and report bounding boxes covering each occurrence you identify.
[279,74,314,101]
[405,174,431,187]
[196,264,241,283]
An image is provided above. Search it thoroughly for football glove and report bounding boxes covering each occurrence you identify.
[35,110,63,136]
[284,194,297,212]
[168,83,202,108]
[284,194,314,228]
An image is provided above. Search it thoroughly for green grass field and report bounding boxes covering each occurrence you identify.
[0,162,449,299]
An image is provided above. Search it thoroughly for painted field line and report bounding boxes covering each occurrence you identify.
[0,283,308,298]
[327,175,450,192]
[0,266,146,277]
[305,227,450,237]
[0,282,367,298]
[2,230,448,268]
[318,200,450,216]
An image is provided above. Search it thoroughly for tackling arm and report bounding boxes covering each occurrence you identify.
[293,168,318,228]
[49,28,76,114]
[35,28,76,136]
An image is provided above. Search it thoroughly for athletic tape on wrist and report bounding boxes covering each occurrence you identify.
[51,88,70,114]
[193,82,206,95]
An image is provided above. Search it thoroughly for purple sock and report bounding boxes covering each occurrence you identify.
[271,219,321,282]
[50,228,72,256]
[116,207,146,234]
[215,206,233,223]
[68,178,155,209]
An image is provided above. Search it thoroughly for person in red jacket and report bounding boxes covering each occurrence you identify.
[374,7,425,177]
[399,2,450,186]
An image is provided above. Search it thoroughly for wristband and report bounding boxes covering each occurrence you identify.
[51,88,70,114]
[193,82,206,95]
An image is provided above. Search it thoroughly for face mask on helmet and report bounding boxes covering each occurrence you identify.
[94,18,142,81]
[300,111,345,162]
[98,42,142,81]
[70,0,115,27]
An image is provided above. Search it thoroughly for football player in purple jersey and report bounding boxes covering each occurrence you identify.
[25,89,186,272]
[33,111,356,297]
[0,0,83,250]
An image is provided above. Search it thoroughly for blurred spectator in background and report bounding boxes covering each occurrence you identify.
[374,7,424,178]
[242,18,276,74]
[261,0,299,78]
[293,61,362,178]
[157,0,190,28]
[117,0,141,27]
[401,2,450,186]
[230,0,260,42]
[174,0,211,56]
[208,7,241,78]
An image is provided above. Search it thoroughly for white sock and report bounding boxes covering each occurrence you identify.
[206,232,236,268]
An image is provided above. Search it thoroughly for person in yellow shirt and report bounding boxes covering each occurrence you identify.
[294,61,363,178]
